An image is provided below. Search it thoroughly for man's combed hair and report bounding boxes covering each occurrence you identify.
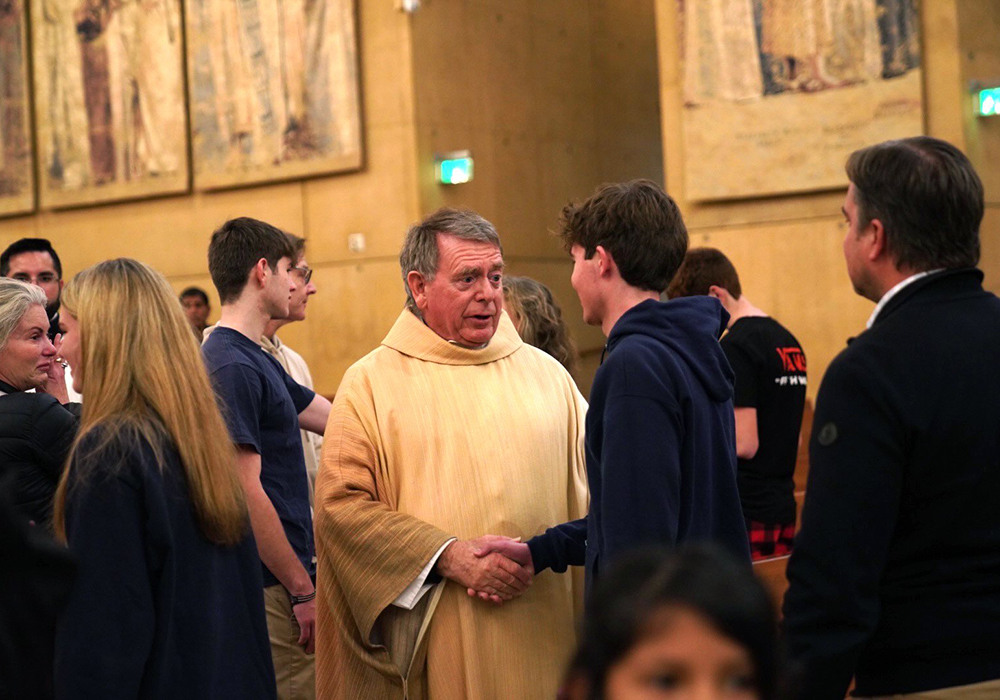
[399,208,503,312]
[666,247,742,300]
[0,238,63,278]
[846,136,983,271]
[207,217,295,304]
[559,180,688,294]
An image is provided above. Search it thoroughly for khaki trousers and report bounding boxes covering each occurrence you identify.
[263,584,315,700]
[861,678,1000,699]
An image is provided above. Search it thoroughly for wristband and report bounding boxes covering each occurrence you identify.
[289,591,316,606]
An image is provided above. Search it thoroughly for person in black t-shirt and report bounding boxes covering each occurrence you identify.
[668,248,806,560]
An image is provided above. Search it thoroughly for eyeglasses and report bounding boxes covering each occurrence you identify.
[291,266,313,284]
[11,272,59,285]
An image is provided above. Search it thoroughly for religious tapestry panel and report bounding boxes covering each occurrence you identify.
[185,0,363,190]
[0,0,35,216]
[31,0,189,209]
[678,0,923,200]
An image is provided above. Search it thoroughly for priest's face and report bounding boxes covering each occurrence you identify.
[416,234,504,347]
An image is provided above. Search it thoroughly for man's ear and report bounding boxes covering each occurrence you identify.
[866,218,887,262]
[707,285,726,301]
[406,271,429,310]
[252,258,270,288]
[594,245,615,278]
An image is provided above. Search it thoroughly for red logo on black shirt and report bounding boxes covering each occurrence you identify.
[776,347,807,372]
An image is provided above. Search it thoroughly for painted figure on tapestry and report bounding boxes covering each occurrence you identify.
[682,0,763,104]
[681,0,919,103]
[0,0,33,212]
[187,0,361,189]
[33,0,186,205]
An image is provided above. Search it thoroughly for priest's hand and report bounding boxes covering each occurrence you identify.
[437,539,532,605]
[464,535,535,605]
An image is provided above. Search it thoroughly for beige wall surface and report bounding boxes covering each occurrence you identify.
[960,0,1000,298]
[408,0,663,393]
[656,0,1000,400]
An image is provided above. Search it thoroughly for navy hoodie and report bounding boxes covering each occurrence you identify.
[527,298,751,594]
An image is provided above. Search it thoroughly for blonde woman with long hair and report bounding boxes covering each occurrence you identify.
[51,259,277,699]
[503,275,579,376]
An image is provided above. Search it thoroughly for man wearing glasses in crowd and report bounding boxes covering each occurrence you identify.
[1,238,81,402]
[260,234,323,496]
[1,238,65,343]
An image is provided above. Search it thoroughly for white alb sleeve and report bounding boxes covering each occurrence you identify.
[391,539,456,610]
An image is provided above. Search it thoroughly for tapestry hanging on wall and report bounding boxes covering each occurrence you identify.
[31,0,189,210]
[185,0,363,191]
[678,0,924,200]
[0,0,35,217]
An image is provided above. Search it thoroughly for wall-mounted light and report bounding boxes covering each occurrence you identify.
[977,87,1000,117]
[435,150,473,185]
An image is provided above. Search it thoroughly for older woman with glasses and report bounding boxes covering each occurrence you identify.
[0,278,78,529]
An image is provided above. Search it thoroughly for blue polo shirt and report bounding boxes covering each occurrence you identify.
[202,326,316,588]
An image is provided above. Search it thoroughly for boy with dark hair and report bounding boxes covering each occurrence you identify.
[202,216,331,700]
[476,180,749,592]
[179,286,211,337]
[669,247,806,560]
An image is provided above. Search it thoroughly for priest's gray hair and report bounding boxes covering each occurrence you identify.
[399,208,503,313]
[0,278,47,351]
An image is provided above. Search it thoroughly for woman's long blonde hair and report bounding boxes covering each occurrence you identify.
[503,276,578,376]
[52,259,247,545]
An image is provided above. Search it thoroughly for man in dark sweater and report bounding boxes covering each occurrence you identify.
[667,248,806,560]
[783,137,1000,699]
[475,180,750,595]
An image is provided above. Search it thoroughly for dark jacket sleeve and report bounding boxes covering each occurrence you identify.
[55,440,155,699]
[527,518,586,574]
[781,355,904,700]
[30,397,79,480]
[598,391,684,565]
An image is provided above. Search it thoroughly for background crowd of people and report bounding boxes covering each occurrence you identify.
[1,135,999,700]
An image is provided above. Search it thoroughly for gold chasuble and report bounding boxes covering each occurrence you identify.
[315,309,589,699]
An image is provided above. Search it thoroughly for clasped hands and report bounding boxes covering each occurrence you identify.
[436,535,535,606]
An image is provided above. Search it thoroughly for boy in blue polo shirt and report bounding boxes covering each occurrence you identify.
[202,217,331,700]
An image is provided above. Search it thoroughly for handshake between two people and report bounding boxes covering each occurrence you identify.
[435,535,535,606]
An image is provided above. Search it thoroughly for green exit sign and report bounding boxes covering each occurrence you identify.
[435,151,473,184]
[978,88,1000,117]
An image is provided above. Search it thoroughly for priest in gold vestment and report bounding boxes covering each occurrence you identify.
[315,208,589,699]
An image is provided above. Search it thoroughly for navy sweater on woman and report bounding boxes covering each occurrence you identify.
[527,298,751,594]
[54,426,276,700]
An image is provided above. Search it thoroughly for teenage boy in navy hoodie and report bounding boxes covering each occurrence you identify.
[475,179,750,595]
